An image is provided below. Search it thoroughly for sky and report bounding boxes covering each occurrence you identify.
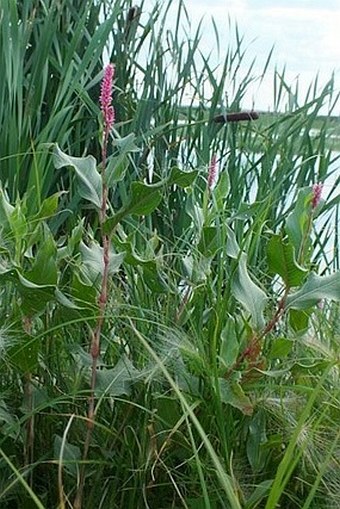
[143,0,340,112]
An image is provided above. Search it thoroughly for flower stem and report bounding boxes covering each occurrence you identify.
[74,64,114,509]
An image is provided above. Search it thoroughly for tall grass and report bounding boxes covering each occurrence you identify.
[0,1,339,508]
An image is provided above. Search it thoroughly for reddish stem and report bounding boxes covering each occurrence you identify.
[225,288,289,379]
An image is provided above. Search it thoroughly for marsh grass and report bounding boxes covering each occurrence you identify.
[0,1,339,508]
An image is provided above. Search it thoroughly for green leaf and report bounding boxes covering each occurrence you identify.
[80,240,125,285]
[219,317,239,368]
[10,199,28,245]
[232,253,268,330]
[95,357,141,397]
[244,480,273,509]
[111,132,140,152]
[289,308,311,332]
[5,229,59,314]
[53,435,81,477]
[185,196,204,235]
[9,334,39,373]
[105,155,128,187]
[71,272,98,310]
[0,258,56,315]
[285,187,312,256]
[24,227,57,286]
[142,261,169,293]
[53,144,102,208]
[55,289,84,310]
[267,234,307,287]
[0,189,27,258]
[105,133,140,187]
[33,192,64,221]
[198,227,220,257]
[168,167,198,187]
[226,225,240,259]
[0,186,15,232]
[219,379,253,415]
[286,272,340,309]
[268,338,294,359]
[127,182,163,216]
[247,411,268,472]
[0,401,19,439]
[182,254,211,283]
[214,171,230,210]
[104,182,162,233]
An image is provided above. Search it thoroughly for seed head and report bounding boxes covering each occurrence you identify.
[100,64,115,134]
[208,154,218,190]
[312,183,323,209]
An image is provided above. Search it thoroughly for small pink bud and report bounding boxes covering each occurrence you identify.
[100,64,115,134]
[312,183,323,209]
[208,154,218,190]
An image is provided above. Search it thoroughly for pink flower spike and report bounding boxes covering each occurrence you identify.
[312,183,323,209]
[100,64,115,134]
[208,154,218,190]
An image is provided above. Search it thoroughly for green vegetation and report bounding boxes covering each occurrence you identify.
[0,1,339,508]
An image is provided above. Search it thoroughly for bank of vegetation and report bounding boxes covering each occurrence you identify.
[0,1,339,508]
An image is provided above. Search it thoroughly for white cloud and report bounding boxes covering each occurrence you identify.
[142,0,340,111]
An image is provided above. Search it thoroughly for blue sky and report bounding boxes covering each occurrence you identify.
[144,0,340,112]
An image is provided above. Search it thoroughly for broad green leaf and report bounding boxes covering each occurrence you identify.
[219,379,253,415]
[105,155,128,187]
[80,241,125,284]
[18,283,56,315]
[230,201,263,221]
[142,261,168,293]
[226,224,240,259]
[10,200,27,245]
[168,167,198,187]
[53,144,102,208]
[1,230,58,315]
[289,308,311,332]
[113,238,149,266]
[104,182,162,233]
[127,182,162,216]
[286,272,340,309]
[232,253,268,330]
[0,189,23,257]
[0,401,19,439]
[55,289,84,310]
[185,196,204,235]
[95,357,141,397]
[219,317,240,368]
[268,338,294,359]
[33,192,64,221]
[0,187,14,232]
[182,254,211,283]
[105,133,140,187]
[198,227,220,257]
[111,132,140,152]
[267,234,307,287]
[214,171,230,210]
[24,227,57,286]
[0,258,56,315]
[247,411,268,472]
[60,219,85,258]
[71,272,98,310]
[9,334,39,372]
[285,187,312,257]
